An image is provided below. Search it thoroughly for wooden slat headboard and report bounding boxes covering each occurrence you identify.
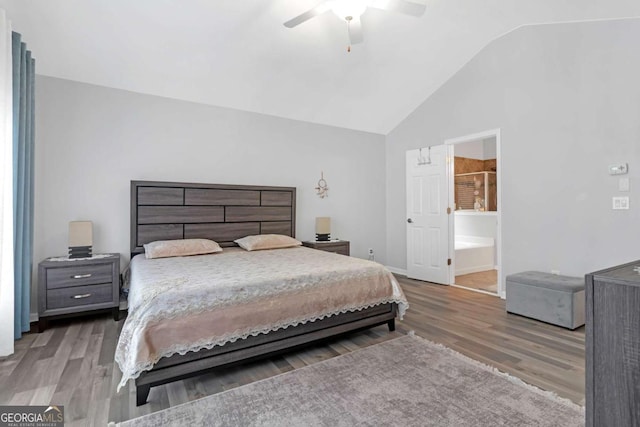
[131,181,296,256]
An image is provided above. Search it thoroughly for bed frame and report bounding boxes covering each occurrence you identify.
[130,180,397,405]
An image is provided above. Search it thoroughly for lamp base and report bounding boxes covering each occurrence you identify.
[315,233,330,242]
[69,246,92,259]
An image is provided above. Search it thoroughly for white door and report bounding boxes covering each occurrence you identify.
[406,145,451,284]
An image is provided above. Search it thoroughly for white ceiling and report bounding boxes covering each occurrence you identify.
[1,0,639,134]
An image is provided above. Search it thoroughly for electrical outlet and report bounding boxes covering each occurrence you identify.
[619,177,630,192]
[367,248,375,261]
[613,196,630,210]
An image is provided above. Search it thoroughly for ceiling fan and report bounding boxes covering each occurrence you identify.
[284,0,426,52]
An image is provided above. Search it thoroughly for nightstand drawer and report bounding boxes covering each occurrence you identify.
[46,264,113,289]
[322,246,349,256]
[47,283,113,310]
[302,241,350,256]
[325,248,349,256]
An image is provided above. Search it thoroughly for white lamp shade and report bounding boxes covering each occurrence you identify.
[315,217,331,234]
[69,221,93,247]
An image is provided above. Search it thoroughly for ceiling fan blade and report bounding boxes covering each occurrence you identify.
[369,0,426,16]
[284,3,331,28]
[348,17,364,45]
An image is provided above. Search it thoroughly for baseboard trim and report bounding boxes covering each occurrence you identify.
[386,266,407,276]
[450,283,498,297]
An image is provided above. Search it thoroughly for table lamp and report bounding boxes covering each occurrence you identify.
[69,221,93,258]
[315,217,331,241]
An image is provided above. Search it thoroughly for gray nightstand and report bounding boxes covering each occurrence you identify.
[37,253,120,332]
[302,240,350,256]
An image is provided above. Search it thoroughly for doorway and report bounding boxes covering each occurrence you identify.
[446,129,503,297]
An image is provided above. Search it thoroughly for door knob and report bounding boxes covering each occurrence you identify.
[407,218,413,223]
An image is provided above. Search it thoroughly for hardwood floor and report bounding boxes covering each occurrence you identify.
[399,276,585,404]
[455,269,498,293]
[0,276,585,425]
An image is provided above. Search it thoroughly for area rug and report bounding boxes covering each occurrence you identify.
[115,334,584,426]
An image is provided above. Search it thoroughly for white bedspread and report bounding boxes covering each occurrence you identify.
[115,247,408,391]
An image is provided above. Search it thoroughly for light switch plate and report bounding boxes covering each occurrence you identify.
[612,196,630,210]
[619,177,630,192]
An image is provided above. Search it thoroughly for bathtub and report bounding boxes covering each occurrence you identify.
[454,235,495,276]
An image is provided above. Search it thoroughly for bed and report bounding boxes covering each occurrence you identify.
[118,181,408,405]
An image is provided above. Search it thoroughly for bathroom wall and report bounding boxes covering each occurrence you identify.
[454,138,496,160]
[455,213,498,265]
[454,157,485,174]
[455,214,497,239]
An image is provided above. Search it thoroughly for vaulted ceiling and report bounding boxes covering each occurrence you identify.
[1,0,638,134]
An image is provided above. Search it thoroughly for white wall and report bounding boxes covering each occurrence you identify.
[454,214,497,240]
[482,138,496,160]
[455,213,498,267]
[454,138,496,160]
[34,76,387,313]
[454,141,484,160]
[386,18,640,279]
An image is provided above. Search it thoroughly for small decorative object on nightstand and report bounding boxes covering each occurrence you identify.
[302,240,350,256]
[37,253,120,332]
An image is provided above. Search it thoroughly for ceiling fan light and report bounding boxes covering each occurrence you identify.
[329,0,368,20]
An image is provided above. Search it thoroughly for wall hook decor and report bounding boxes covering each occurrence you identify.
[315,171,329,198]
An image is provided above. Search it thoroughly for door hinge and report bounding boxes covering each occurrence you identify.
[447,258,452,266]
[447,207,451,214]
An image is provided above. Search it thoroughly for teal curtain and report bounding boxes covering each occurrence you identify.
[12,32,35,339]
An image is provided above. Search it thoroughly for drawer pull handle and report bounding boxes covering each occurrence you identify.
[72,274,92,279]
[71,293,92,299]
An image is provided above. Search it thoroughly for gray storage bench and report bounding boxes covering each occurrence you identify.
[506,271,585,329]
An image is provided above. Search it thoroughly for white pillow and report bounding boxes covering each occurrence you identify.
[144,238,222,259]
[234,234,302,251]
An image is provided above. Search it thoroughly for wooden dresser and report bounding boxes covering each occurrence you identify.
[586,260,640,427]
[38,254,120,331]
[302,240,350,256]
